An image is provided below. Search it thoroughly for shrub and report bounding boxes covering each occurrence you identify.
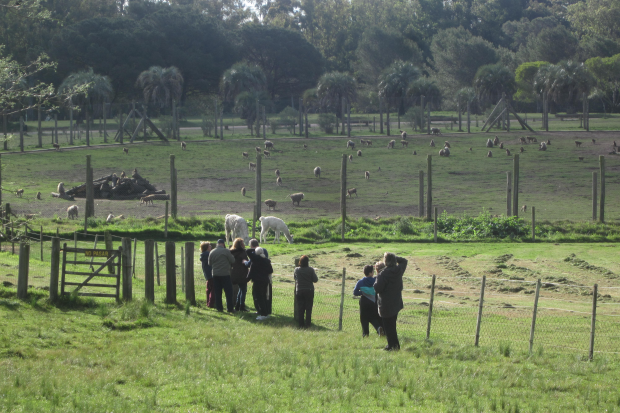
[393,217,416,235]
[318,113,337,133]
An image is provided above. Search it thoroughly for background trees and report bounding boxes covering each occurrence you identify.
[135,66,184,113]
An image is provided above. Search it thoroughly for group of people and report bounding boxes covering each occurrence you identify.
[199,238,406,349]
[199,238,274,320]
[354,253,408,351]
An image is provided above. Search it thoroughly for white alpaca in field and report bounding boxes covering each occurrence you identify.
[225,214,250,244]
[259,216,293,244]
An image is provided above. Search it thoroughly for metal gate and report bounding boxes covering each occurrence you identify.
[61,244,122,299]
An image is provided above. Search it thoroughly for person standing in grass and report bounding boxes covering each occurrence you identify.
[373,253,408,351]
[246,239,271,314]
[353,265,383,337]
[208,239,235,313]
[199,241,215,308]
[230,238,249,312]
[294,255,319,328]
[245,247,273,320]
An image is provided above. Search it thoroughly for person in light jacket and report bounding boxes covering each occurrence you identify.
[199,241,215,308]
[373,253,408,351]
[294,255,319,328]
[207,239,235,312]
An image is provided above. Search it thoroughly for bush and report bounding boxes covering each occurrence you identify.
[318,113,337,133]
[432,210,528,239]
[405,106,424,130]
[278,106,298,133]
[269,118,278,134]
[393,217,416,235]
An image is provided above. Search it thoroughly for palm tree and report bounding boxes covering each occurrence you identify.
[378,60,421,115]
[473,63,515,107]
[407,78,442,108]
[59,67,113,120]
[135,66,184,113]
[220,63,267,100]
[316,71,357,120]
[302,88,319,113]
[533,61,592,113]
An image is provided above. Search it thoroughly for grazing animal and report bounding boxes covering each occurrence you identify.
[443,147,451,156]
[487,151,493,157]
[486,139,494,148]
[264,199,277,210]
[265,141,274,150]
[575,141,582,147]
[526,136,537,143]
[413,150,417,155]
[444,141,451,148]
[36,192,41,200]
[493,136,500,146]
[255,146,262,153]
[57,182,65,195]
[348,154,353,162]
[276,176,282,186]
[259,216,293,244]
[249,162,256,171]
[439,148,447,157]
[506,149,511,156]
[123,147,129,155]
[120,171,126,179]
[365,140,372,146]
[592,139,596,144]
[614,141,617,147]
[469,147,472,151]
[378,167,381,172]
[52,143,60,151]
[520,137,527,144]
[314,166,321,178]
[387,140,395,149]
[67,205,79,219]
[264,150,271,157]
[357,150,362,157]
[430,139,435,147]
[520,147,524,153]
[431,127,441,135]
[288,193,304,206]
[347,188,358,198]
[360,139,366,145]
[365,171,370,179]
[347,140,355,149]
[181,141,187,150]
[539,141,547,151]
[225,214,250,245]
[400,130,407,140]
[140,195,155,206]
[106,214,114,223]
[16,189,23,197]
[275,169,280,177]
[242,152,249,158]
[578,157,584,161]
[521,205,527,212]
[401,140,408,148]
[499,142,504,149]
[546,139,551,145]
[303,144,308,150]
[241,187,246,196]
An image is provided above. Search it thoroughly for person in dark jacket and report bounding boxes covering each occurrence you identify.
[353,265,383,337]
[245,247,273,320]
[373,253,408,351]
[230,238,249,312]
[208,239,235,312]
[294,255,319,328]
[199,241,215,308]
[246,239,271,314]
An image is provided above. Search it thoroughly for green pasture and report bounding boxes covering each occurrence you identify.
[2,128,620,224]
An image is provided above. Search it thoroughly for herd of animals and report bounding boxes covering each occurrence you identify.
[9,129,618,237]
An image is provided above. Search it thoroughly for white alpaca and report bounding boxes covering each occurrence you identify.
[259,216,293,244]
[106,214,114,223]
[225,214,250,244]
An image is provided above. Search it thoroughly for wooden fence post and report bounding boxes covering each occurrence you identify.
[434,207,438,242]
[426,155,432,220]
[132,238,137,278]
[54,114,58,144]
[165,241,177,304]
[185,242,196,305]
[50,237,60,302]
[255,153,262,230]
[3,115,8,150]
[17,242,30,299]
[121,237,132,301]
[181,246,185,292]
[531,207,536,241]
[420,95,425,133]
[155,241,160,286]
[69,105,74,145]
[347,103,351,138]
[467,102,471,133]
[529,279,541,354]
[19,116,24,152]
[386,105,390,136]
[599,156,605,223]
[85,155,94,218]
[119,110,124,144]
[40,225,43,261]
[164,202,169,238]
[513,154,519,217]
[379,97,383,134]
[457,101,462,131]
[592,172,598,221]
[418,170,424,218]
[37,103,42,148]
[299,98,303,136]
[589,283,598,361]
[426,274,436,340]
[73,231,77,261]
[474,275,486,347]
[340,154,347,241]
[144,239,155,302]
[86,108,90,146]
[104,230,114,274]
[170,155,177,219]
[214,99,218,139]
[338,267,346,331]
[103,103,107,143]
[427,103,431,135]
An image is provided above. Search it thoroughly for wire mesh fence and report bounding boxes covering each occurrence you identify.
[2,235,619,358]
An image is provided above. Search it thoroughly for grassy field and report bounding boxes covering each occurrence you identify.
[2,127,620,224]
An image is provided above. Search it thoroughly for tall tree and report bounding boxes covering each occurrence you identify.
[473,63,516,106]
[316,71,356,118]
[407,78,442,108]
[534,61,593,113]
[377,60,421,115]
[585,53,620,112]
[59,67,113,118]
[136,66,184,112]
[517,25,578,64]
[514,61,549,103]
[220,63,267,100]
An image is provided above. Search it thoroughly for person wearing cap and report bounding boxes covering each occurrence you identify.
[353,264,383,337]
[207,239,235,312]
[245,247,273,320]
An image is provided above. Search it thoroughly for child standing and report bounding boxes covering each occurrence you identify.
[353,264,383,337]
